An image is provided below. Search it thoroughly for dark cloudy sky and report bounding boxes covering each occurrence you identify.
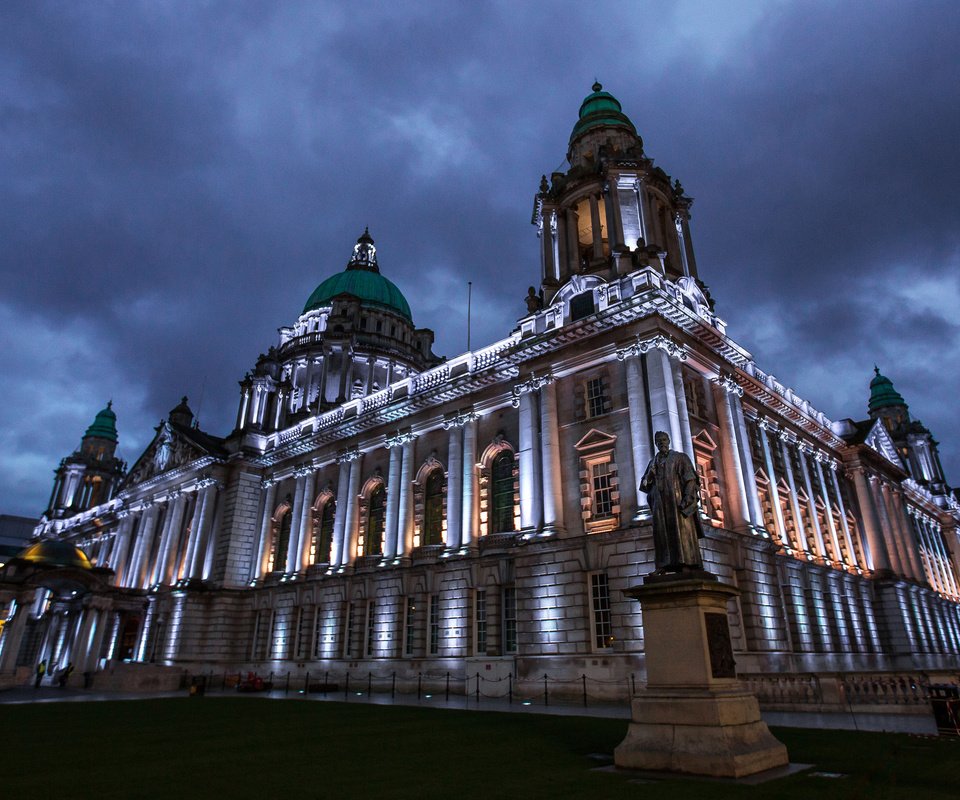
[2,1,959,519]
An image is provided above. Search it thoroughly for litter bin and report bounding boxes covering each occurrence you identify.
[929,684,959,736]
[189,675,207,697]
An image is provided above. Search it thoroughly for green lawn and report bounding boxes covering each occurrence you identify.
[1,698,956,799]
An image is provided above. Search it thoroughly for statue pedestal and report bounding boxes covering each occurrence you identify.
[614,577,789,778]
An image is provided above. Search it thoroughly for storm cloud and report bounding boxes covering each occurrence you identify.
[2,0,958,517]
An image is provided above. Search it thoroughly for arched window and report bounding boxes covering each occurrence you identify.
[366,486,386,556]
[312,500,335,564]
[269,509,292,573]
[423,470,445,546]
[490,451,516,533]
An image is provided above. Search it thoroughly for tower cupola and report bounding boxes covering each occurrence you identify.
[533,83,699,306]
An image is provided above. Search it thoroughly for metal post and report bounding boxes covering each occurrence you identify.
[304,671,310,695]
[417,671,422,700]
[367,671,372,697]
[344,671,349,699]
[445,671,450,702]
[508,672,513,704]
[582,674,587,707]
[285,671,290,694]
[391,671,396,698]
[475,671,480,702]
[631,673,636,695]
[221,672,226,691]
[544,673,548,706]
[324,671,329,697]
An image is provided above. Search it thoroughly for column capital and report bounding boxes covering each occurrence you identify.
[336,447,362,464]
[293,465,314,479]
[511,372,555,406]
[385,430,418,448]
[616,333,688,363]
[262,475,281,489]
[711,372,744,397]
[442,409,480,430]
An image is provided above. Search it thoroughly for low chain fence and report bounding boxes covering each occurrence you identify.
[182,668,638,708]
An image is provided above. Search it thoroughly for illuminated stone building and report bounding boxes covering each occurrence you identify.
[3,84,960,692]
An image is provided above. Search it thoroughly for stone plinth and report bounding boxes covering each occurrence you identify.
[614,576,789,778]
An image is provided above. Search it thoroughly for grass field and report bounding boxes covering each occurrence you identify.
[1,698,957,799]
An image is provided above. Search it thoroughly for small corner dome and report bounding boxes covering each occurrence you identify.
[869,366,907,413]
[302,229,413,321]
[569,82,638,144]
[84,401,118,442]
[17,540,93,570]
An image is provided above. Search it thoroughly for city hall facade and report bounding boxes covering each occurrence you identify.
[3,85,959,695]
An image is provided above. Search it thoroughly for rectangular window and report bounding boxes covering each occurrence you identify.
[404,597,417,657]
[474,589,487,656]
[592,460,614,518]
[313,604,324,659]
[294,607,311,660]
[502,586,517,654]
[590,573,614,650]
[252,609,272,661]
[429,593,440,656]
[586,376,606,418]
[365,601,376,657]
[344,602,356,658]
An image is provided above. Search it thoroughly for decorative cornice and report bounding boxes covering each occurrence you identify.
[510,372,555,407]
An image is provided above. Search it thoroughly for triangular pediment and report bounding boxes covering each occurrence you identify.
[122,422,210,488]
[863,419,904,468]
[574,428,617,452]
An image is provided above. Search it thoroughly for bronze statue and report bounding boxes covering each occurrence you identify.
[639,431,705,573]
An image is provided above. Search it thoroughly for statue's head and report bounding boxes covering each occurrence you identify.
[654,431,671,453]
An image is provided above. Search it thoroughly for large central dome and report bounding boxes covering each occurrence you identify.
[302,229,412,321]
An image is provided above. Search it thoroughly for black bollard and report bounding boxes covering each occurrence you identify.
[582,674,587,707]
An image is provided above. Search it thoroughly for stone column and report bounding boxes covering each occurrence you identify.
[797,447,827,559]
[894,494,929,586]
[636,178,649,243]
[339,453,363,568]
[190,483,219,580]
[758,421,788,546]
[285,474,307,574]
[539,380,565,535]
[295,470,316,572]
[0,593,34,671]
[516,389,541,532]
[589,194,603,260]
[926,518,959,596]
[879,483,914,581]
[565,208,579,274]
[445,420,464,550]
[646,349,683,450]
[813,455,843,563]
[384,441,403,561]
[461,415,480,551]
[672,360,695,461]
[713,378,750,532]
[732,402,764,529]
[110,514,135,586]
[396,437,416,558]
[330,457,352,568]
[778,436,811,554]
[850,468,891,574]
[930,521,960,597]
[162,494,190,584]
[619,350,652,518]
[180,491,206,583]
[149,498,176,586]
[130,505,160,589]
[253,481,278,580]
[829,465,860,568]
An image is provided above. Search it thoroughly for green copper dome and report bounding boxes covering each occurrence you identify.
[569,82,638,143]
[84,402,118,442]
[869,367,907,413]
[303,230,412,321]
